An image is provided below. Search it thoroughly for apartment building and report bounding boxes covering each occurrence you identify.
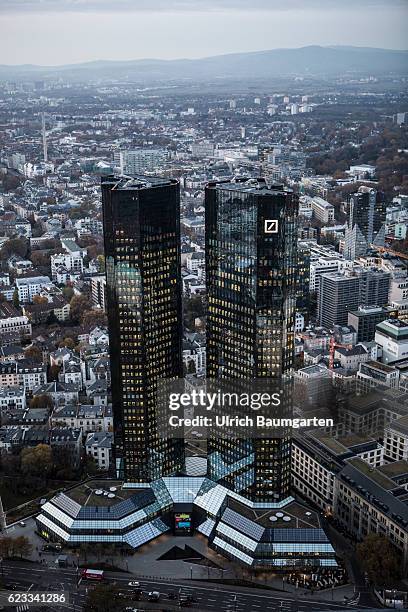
[384,416,408,462]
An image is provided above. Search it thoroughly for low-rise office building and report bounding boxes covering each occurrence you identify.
[36,477,338,572]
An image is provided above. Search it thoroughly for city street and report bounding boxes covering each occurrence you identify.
[0,560,375,612]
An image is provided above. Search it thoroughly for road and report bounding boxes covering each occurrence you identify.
[0,560,374,611]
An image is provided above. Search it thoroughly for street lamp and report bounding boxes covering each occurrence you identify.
[75,554,80,592]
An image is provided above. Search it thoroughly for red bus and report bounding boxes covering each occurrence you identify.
[81,569,105,581]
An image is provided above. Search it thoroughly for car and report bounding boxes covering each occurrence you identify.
[129,589,142,601]
[43,543,62,552]
[181,594,197,604]
[182,593,196,601]
[148,591,160,602]
[19,521,26,527]
[167,592,177,600]
[128,581,140,588]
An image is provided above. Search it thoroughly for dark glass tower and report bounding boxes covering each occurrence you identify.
[205,178,298,501]
[344,187,386,260]
[102,175,184,482]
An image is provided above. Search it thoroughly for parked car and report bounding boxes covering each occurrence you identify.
[148,591,160,602]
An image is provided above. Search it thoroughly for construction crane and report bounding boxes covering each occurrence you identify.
[328,336,352,370]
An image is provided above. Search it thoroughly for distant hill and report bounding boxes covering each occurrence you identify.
[0,46,407,82]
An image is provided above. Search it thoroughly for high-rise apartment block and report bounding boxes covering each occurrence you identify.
[102,175,184,481]
[116,148,169,175]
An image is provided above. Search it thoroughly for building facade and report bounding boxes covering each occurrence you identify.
[318,271,360,328]
[344,187,386,260]
[205,178,298,502]
[102,175,184,482]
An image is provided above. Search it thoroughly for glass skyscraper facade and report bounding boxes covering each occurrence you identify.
[102,175,184,482]
[344,186,386,260]
[205,179,298,501]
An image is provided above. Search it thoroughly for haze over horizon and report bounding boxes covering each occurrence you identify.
[0,0,406,66]
[1,44,407,69]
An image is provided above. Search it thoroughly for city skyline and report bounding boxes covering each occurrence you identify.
[0,15,407,604]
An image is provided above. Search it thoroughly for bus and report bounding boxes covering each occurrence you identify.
[81,569,105,581]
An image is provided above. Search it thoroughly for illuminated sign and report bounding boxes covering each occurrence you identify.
[175,513,192,530]
[264,220,278,234]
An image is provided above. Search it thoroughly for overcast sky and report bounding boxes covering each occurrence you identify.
[0,0,406,65]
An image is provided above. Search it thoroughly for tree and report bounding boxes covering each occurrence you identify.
[30,251,50,269]
[97,255,105,273]
[29,394,53,410]
[1,174,22,193]
[48,364,61,381]
[20,444,53,478]
[59,337,75,350]
[0,537,10,559]
[183,295,205,329]
[0,237,28,259]
[13,535,33,559]
[356,534,402,585]
[33,295,48,305]
[24,346,43,362]
[70,294,92,323]
[62,286,74,301]
[81,310,108,328]
[12,288,20,309]
[83,455,99,477]
[0,536,32,559]
[1,453,21,477]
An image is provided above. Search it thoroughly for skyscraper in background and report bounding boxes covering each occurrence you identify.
[205,178,298,501]
[102,175,184,482]
[344,186,386,260]
[116,149,169,175]
[318,271,361,328]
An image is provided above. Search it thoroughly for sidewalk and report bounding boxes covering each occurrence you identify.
[4,520,357,604]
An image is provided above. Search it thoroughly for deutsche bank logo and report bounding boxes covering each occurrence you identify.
[264,219,279,234]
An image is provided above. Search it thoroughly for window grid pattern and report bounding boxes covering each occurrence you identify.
[197,518,216,537]
[216,522,258,552]
[213,536,254,566]
[221,507,265,540]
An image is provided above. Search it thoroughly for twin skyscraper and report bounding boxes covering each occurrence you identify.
[102,175,299,503]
